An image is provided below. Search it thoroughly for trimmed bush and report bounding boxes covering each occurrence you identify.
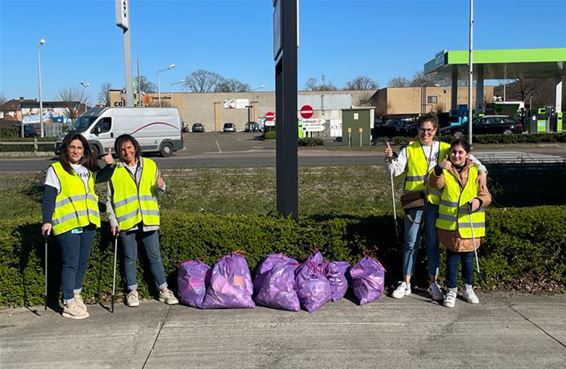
[1,206,565,308]
[298,137,324,146]
[263,131,276,140]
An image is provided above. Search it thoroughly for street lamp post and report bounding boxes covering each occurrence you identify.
[157,64,175,107]
[80,81,90,114]
[250,84,265,124]
[37,38,46,137]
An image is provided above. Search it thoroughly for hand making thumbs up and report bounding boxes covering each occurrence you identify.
[103,147,115,166]
[384,141,394,159]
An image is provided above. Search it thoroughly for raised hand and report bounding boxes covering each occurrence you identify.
[157,175,165,190]
[103,147,114,165]
[384,141,393,159]
[438,154,452,170]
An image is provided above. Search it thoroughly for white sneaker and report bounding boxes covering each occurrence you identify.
[463,284,479,304]
[429,282,445,301]
[159,288,179,305]
[126,290,140,307]
[392,282,411,299]
[74,293,87,312]
[443,288,457,308]
[62,302,89,319]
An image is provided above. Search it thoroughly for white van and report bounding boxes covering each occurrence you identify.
[55,107,183,157]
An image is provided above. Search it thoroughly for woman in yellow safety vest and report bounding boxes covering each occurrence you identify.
[106,134,178,307]
[41,132,114,319]
[428,138,491,308]
[385,113,488,301]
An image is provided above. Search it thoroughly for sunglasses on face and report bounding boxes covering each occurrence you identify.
[419,128,435,133]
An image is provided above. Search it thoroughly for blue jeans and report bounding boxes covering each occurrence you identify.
[56,226,96,301]
[402,202,440,278]
[120,229,167,291]
[402,207,424,276]
[423,203,440,276]
[446,249,474,289]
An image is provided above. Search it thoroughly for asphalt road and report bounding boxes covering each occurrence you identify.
[0,132,564,172]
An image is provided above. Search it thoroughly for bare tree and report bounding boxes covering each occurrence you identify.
[98,82,112,106]
[344,75,378,90]
[304,77,337,91]
[134,76,157,93]
[409,71,438,87]
[0,93,6,105]
[217,78,251,93]
[184,69,225,93]
[388,76,410,87]
[59,87,88,119]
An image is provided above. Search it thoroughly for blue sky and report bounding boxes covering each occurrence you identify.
[1,0,565,103]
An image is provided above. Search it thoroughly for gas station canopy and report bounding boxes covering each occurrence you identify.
[425,48,566,80]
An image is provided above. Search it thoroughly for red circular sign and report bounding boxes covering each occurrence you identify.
[265,111,275,121]
[300,105,314,119]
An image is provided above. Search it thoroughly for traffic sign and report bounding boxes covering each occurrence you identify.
[300,105,314,119]
[265,111,275,121]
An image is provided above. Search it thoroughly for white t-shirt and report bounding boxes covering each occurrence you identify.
[45,163,90,192]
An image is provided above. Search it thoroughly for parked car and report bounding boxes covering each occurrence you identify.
[223,122,236,133]
[373,119,416,137]
[191,123,205,133]
[439,115,524,138]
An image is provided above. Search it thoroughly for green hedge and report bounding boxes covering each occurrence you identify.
[298,137,324,146]
[382,132,566,146]
[1,207,565,308]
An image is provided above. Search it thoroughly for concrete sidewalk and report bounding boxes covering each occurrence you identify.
[1,293,565,369]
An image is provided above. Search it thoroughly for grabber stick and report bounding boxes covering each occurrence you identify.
[44,235,48,310]
[111,235,118,313]
[386,142,400,242]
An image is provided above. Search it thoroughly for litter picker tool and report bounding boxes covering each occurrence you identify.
[111,234,118,313]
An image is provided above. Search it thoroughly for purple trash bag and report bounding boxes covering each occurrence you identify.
[254,253,297,296]
[307,250,326,267]
[325,261,350,301]
[255,260,300,311]
[350,256,386,305]
[202,253,255,309]
[177,260,211,308]
[295,261,332,313]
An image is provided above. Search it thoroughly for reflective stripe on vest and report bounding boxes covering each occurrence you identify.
[436,165,486,238]
[110,158,160,230]
[404,141,429,193]
[425,141,450,205]
[51,162,100,236]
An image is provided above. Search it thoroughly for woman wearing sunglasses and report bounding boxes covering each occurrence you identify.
[384,113,487,300]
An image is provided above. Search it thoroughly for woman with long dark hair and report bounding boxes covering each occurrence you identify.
[106,134,178,307]
[384,113,488,300]
[41,132,114,319]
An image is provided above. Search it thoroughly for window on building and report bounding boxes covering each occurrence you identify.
[427,96,438,104]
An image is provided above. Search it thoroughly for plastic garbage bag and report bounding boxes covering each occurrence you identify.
[350,256,386,305]
[295,261,332,313]
[177,260,211,308]
[202,253,255,309]
[255,258,300,311]
[254,253,297,296]
[325,261,350,301]
[308,250,325,266]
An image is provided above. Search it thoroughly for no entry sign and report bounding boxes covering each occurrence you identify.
[300,105,314,119]
[265,111,275,121]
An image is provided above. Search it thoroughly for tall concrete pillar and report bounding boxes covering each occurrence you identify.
[476,64,485,113]
[556,77,563,113]
[451,66,458,114]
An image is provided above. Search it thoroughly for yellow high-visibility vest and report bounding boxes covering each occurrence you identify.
[436,165,486,238]
[404,140,450,205]
[110,158,160,230]
[51,162,100,236]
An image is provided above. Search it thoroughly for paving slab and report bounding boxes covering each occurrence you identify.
[0,293,565,369]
